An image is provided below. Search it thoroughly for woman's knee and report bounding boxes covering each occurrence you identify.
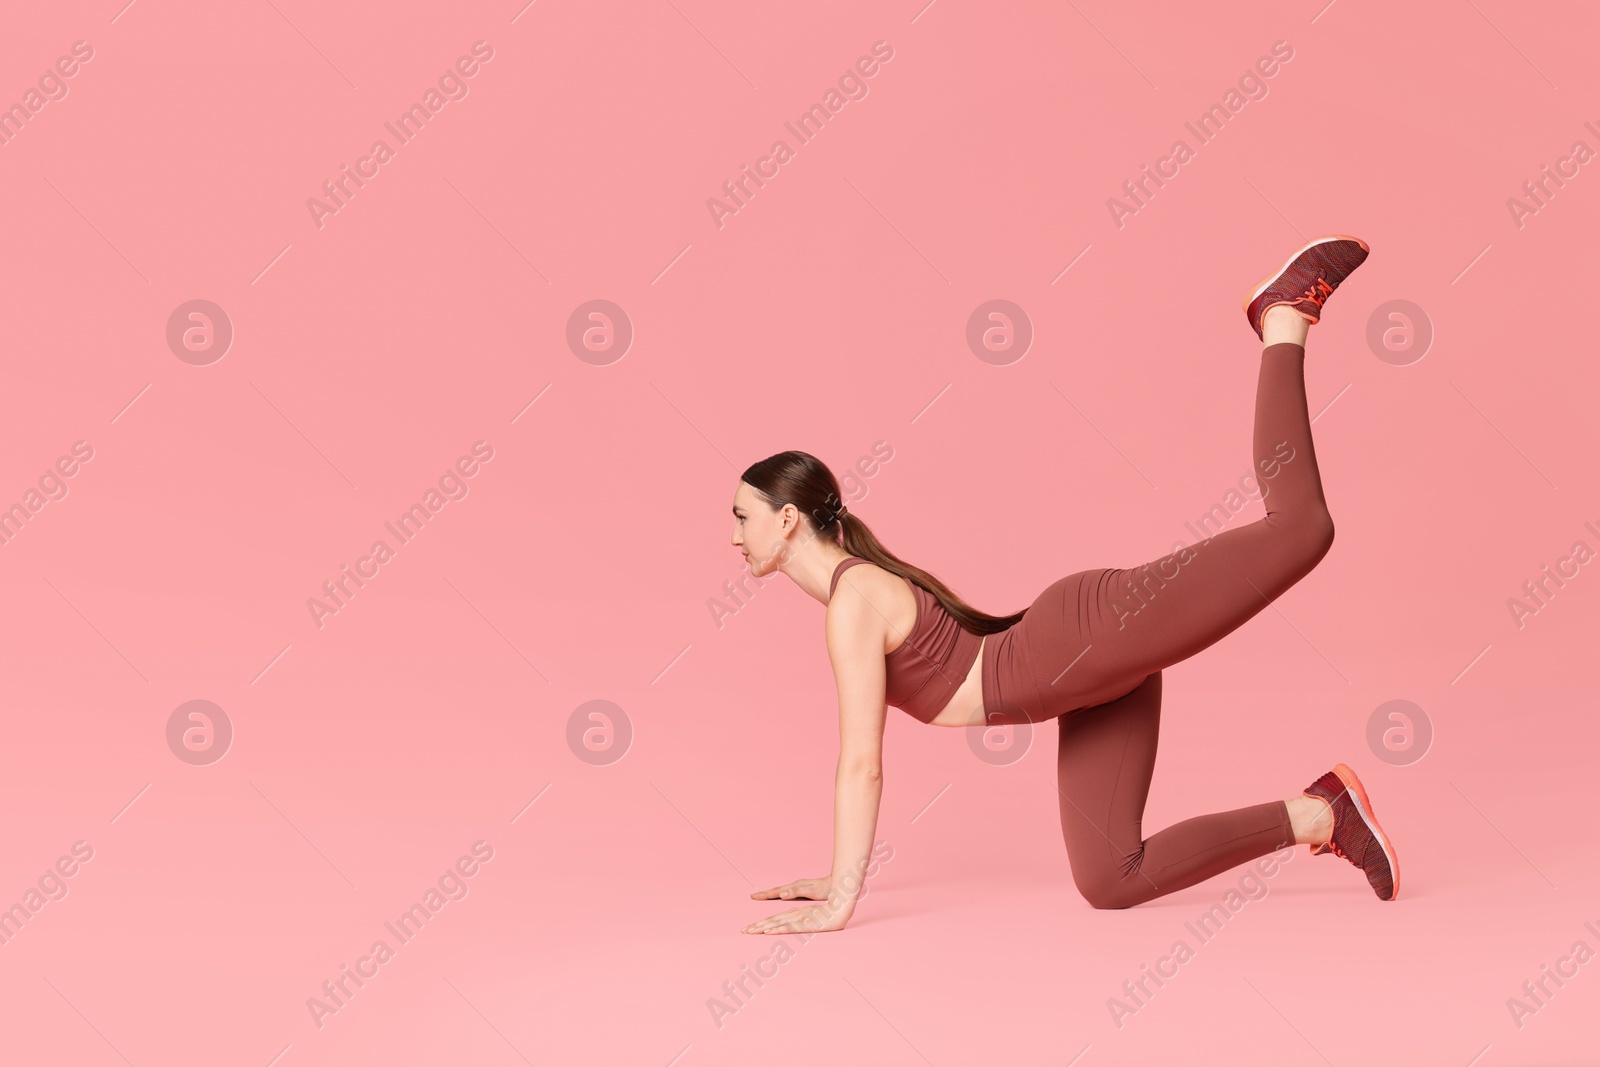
[1073,871,1145,910]
[1274,504,1334,568]
[1303,506,1335,564]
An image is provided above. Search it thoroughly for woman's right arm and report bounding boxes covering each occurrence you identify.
[819,584,890,919]
[743,582,889,933]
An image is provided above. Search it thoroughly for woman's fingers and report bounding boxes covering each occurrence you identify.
[751,879,822,900]
[743,909,799,933]
[744,906,845,935]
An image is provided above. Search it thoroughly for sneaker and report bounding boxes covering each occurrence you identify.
[1243,235,1370,341]
[1303,762,1400,901]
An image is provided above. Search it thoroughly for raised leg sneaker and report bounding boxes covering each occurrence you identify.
[1243,235,1370,341]
[1303,762,1400,901]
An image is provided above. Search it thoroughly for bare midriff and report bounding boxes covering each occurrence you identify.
[927,635,986,727]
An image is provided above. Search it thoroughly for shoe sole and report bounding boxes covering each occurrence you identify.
[1332,761,1401,901]
[1241,233,1372,322]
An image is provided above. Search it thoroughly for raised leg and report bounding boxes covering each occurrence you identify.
[1036,339,1335,713]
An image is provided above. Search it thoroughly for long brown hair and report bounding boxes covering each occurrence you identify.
[739,450,1026,635]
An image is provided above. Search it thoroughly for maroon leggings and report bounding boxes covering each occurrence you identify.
[980,342,1332,908]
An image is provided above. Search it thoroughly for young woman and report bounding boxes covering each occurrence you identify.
[735,236,1400,935]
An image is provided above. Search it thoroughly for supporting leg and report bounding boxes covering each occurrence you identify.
[1055,671,1296,909]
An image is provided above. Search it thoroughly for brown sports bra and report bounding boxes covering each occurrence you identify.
[828,556,983,724]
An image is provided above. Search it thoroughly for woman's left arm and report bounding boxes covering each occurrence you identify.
[743,590,887,935]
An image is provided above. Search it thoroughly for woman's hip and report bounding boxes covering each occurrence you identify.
[982,568,1149,724]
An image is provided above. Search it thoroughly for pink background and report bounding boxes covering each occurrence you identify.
[3,1,1598,1064]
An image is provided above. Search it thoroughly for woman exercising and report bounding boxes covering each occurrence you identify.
[736,236,1400,935]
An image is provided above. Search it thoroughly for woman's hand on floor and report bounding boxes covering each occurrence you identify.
[751,877,831,902]
[743,901,853,935]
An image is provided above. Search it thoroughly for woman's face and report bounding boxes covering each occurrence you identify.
[731,482,792,576]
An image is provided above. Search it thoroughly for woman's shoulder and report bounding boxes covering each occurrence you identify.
[828,555,871,596]
[826,559,906,654]
[828,559,918,626]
